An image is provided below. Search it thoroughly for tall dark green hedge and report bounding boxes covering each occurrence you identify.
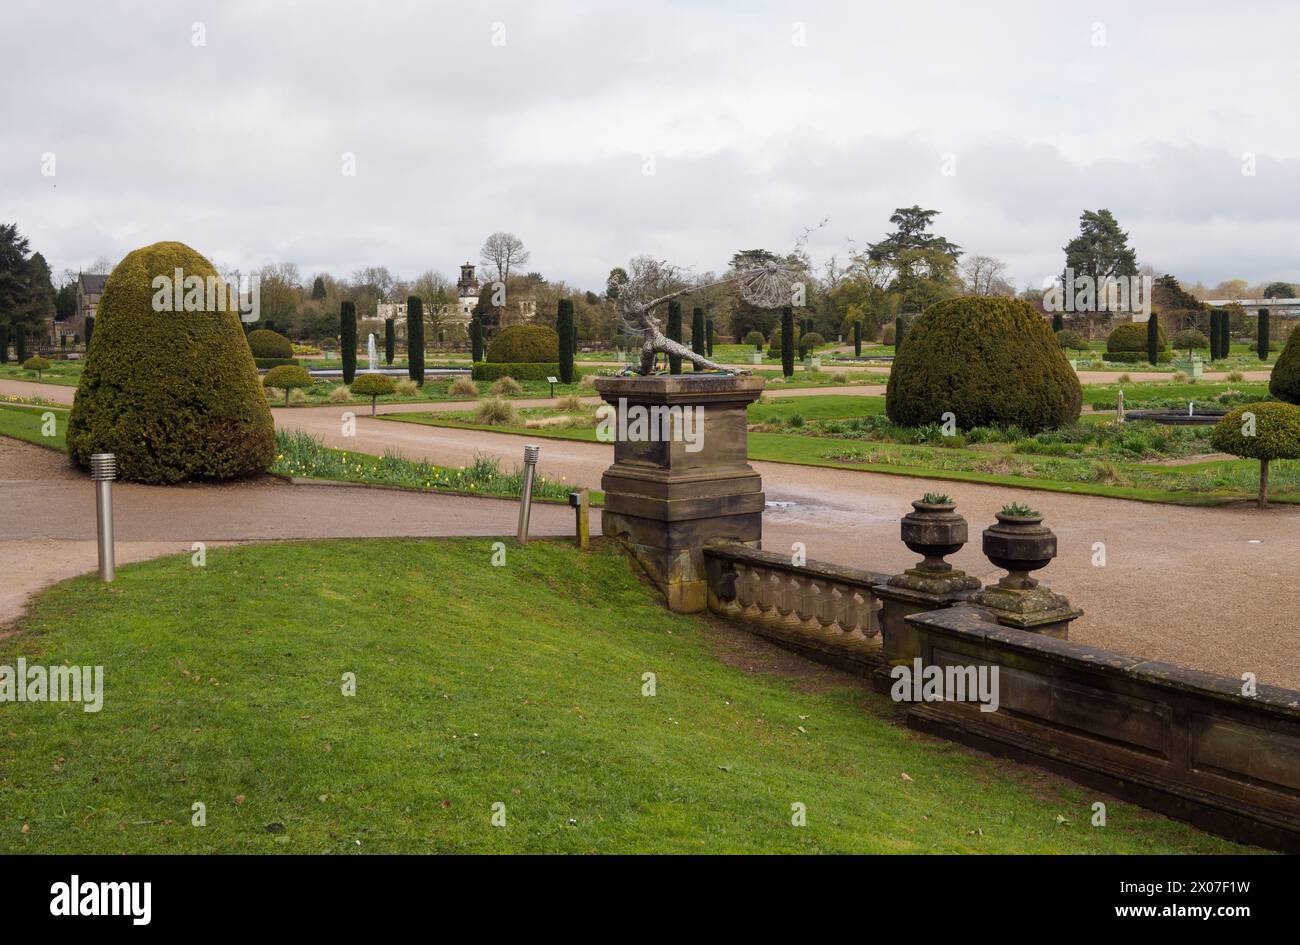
[556,299,575,383]
[780,307,794,378]
[406,296,425,385]
[853,321,862,356]
[340,300,357,384]
[667,301,683,375]
[1218,311,1231,359]
[1258,308,1270,361]
[1146,313,1160,366]
[885,296,1081,433]
[894,317,905,357]
[65,241,274,482]
[691,306,706,361]
[470,316,484,362]
[384,318,395,364]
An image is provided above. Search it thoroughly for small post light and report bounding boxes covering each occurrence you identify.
[89,452,117,582]
[517,444,541,544]
[568,489,590,550]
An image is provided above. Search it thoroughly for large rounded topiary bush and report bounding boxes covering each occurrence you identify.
[486,324,559,363]
[1269,327,1300,404]
[885,296,1081,432]
[247,328,294,359]
[66,241,275,482]
[1107,321,1166,353]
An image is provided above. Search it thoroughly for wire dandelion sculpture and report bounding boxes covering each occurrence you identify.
[616,255,809,376]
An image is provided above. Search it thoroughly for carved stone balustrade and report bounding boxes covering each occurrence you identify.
[703,543,890,675]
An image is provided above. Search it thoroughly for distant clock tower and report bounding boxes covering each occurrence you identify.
[456,263,480,318]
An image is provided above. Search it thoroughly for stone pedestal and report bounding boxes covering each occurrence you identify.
[595,374,766,612]
[871,499,981,692]
[967,511,1082,639]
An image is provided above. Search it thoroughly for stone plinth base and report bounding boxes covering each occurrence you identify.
[595,373,765,612]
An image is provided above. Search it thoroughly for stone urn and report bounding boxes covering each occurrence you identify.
[887,499,981,596]
[981,509,1055,590]
[901,499,967,573]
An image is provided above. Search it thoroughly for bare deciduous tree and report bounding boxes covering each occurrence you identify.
[960,255,1010,296]
[479,232,530,284]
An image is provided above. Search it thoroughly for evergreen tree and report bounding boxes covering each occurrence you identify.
[84,316,94,351]
[853,320,862,356]
[557,299,575,383]
[1147,313,1160,366]
[781,307,795,378]
[407,296,425,385]
[1052,312,1064,333]
[1258,308,1270,361]
[705,318,714,356]
[470,316,484,362]
[894,316,905,356]
[667,301,683,374]
[691,306,706,362]
[0,325,7,363]
[1063,209,1138,286]
[311,276,327,300]
[384,318,395,365]
[340,300,357,384]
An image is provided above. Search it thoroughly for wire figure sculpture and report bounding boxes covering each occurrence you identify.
[615,254,809,376]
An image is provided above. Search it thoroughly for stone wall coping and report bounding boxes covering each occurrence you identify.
[704,543,891,591]
[906,606,1300,718]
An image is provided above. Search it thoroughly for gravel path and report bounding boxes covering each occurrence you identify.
[3,377,1297,689]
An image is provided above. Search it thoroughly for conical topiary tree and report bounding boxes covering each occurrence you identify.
[1258,308,1270,361]
[691,306,706,363]
[1269,322,1300,404]
[470,316,484,363]
[384,317,395,365]
[781,307,794,378]
[14,328,26,363]
[1147,313,1160,366]
[667,301,683,375]
[407,295,425,385]
[556,298,575,384]
[853,320,862,357]
[340,300,357,383]
[885,296,1081,433]
[66,241,274,483]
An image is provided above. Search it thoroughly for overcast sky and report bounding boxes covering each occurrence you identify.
[3,0,1298,291]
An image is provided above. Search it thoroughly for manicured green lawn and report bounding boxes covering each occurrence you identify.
[0,403,67,449]
[0,539,1252,853]
[0,361,83,387]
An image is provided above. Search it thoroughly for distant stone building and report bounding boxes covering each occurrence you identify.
[51,272,107,344]
[455,262,479,319]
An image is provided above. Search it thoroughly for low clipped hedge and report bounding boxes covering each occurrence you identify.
[1102,350,1173,364]
[486,324,559,363]
[247,328,294,360]
[471,362,565,382]
[254,357,300,369]
[885,296,1081,433]
[1107,321,1166,353]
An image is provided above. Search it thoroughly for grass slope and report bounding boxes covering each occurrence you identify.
[0,539,1251,853]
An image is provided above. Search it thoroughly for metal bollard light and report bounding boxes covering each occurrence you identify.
[89,452,117,582]
[517,444,540,544]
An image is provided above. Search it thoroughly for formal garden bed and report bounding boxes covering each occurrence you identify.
[0,537,1253,854]
[379,379,1300,506]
